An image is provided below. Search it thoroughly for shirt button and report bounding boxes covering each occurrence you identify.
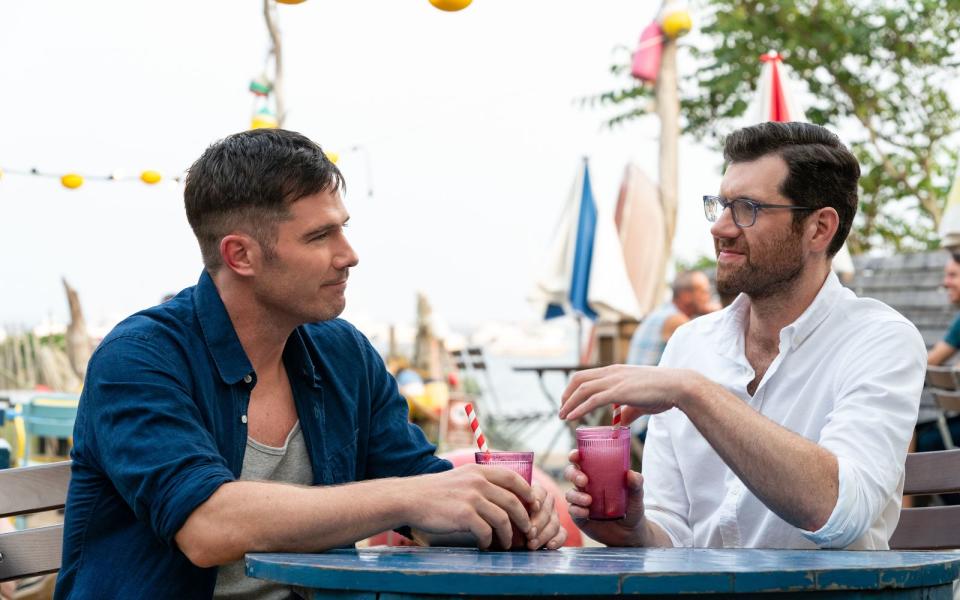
[243,374,253,384]
[241,415,248,424]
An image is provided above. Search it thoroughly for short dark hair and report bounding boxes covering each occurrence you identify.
[722,122,860,256]
[184,129,344,271]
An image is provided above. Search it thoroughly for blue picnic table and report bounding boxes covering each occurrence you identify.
[245,546,960,599]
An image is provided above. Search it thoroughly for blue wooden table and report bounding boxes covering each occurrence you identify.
[246,546,960,599]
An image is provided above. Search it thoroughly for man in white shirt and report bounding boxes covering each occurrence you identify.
[559,121,926,550]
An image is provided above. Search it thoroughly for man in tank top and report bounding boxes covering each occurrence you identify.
[57,129,566,599]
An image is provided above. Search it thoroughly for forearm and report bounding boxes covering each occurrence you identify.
[632,517,675,547]
[927,341,955,366]
[176,478,408,567]
[678,374,838,532]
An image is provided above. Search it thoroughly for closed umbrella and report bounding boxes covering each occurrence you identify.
[529,160,641,355]
[747,50,855,277]
[615,163,667,316]
[938,166,960,248]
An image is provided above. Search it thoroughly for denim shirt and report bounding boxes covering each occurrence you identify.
[55,272,450,599]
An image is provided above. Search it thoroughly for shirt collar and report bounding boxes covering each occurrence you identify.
[194,271,254,385]
[714,270,845,360]
[780,270,844,350]
[194,271,324,387]
[286,326,324,387]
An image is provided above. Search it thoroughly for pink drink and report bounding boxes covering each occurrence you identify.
[474,451,534,484]
[576,426,630,520]
[475,451,534,548]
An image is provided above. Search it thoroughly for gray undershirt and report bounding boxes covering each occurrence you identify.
[214,421,313,600]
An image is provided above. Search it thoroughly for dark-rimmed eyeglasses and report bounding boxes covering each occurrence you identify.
[703,195,816,228]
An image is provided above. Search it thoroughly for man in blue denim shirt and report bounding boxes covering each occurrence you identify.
[56,129,565,599]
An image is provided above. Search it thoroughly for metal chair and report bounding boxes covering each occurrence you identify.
[929,389,960,450]
[924,366,960,450]
[889,449,960,549]
[449,347,563,461]
[20,394,79,465]
[0,461,71,582]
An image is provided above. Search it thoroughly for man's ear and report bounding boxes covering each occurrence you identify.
[220,233,259,277]
[808,207,839,255]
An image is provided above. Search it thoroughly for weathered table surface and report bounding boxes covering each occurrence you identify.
[246,546,960,599]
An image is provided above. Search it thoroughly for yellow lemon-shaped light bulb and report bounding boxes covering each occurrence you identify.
[662,9,692,39]
[140,170,162,185]
[61,173,84,189]
[325,151,339,164]
[251,111,279,130]
[429,0,472,12]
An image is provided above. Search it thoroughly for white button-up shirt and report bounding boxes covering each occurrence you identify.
[644,272,926,549]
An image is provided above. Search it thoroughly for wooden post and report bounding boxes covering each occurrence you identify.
[263,0,286,127]
[655,35,680,302]
[63,278,92,381]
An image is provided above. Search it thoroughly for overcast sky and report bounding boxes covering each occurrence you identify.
[1,0,724,333]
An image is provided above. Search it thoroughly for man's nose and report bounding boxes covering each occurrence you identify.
[710,204,740,239]
[335,237,360,270]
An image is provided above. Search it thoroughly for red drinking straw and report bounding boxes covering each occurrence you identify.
[464,403,489,453]
[612,403,622,427]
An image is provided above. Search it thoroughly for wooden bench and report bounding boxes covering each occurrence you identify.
[0,461,71,583]
[889,449,960,549]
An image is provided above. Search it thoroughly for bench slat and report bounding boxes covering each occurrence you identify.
[889,506,960,550]
[0,525,63,582]
[903,450,960,495]
[0,462,71,518]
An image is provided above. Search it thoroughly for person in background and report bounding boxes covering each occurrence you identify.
[927,251,960,367]
[916,251,960,456]
[626,270,718,368]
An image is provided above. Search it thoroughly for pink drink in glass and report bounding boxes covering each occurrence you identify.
[474,451,535,548]
[576,426,630,520]
[474,451,534,484]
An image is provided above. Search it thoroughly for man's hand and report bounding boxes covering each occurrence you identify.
[524,484,567,550]
[564,449,647,547]
[399,464,535,550]
[558,365,699,423]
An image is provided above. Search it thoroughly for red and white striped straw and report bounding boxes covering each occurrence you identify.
[612,403,622,427]
[464,403,489,453]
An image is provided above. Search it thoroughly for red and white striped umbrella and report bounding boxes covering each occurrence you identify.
[747,50,807,124]
[747,50,855,277]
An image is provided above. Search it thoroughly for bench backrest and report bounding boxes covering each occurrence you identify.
[889,450,960,550]
[0,461,71,582]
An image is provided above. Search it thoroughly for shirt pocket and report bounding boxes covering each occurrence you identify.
[324,429,359,484]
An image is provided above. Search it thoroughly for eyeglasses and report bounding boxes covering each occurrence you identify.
[702,195,816,228]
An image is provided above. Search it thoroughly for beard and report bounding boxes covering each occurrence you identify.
[715,225,805,299]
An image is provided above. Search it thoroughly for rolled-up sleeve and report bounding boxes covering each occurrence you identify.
[800,320,925,548]
[81,334,235,545]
